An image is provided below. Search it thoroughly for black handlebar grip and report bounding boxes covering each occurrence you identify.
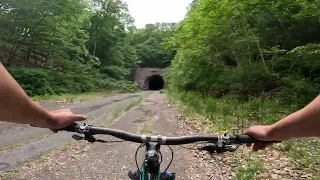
[236,135,260,143]
[58,123,79,132]
[235,135,281,144]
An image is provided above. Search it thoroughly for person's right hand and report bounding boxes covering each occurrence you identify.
[244,125,276,151]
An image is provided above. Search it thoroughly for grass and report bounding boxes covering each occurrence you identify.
[166,89,319,179]
[236,159,264,180]
[125,101,139,111]
[112,109,123,119]
[0,141,75,179]
[140,120,153,134]
[0,142,29,152]
[281,138,320,178]
[0,134,49,152]
[166,89,298,133]
[31,91,119,103]
[0,167,19,178]
[100,95,147,127]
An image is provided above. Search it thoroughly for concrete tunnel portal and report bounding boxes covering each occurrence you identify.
[144,75,164,90]
[132,68,165,91]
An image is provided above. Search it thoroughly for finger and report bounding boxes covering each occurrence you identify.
[253,143,263,152]
[51,129,58,133]
[266,142,273,146]
[258,143,268,151]
[70,115,87,122]
[260,144,268,150]
[243,129,257,139]
[243,126,256,135]
[243,128,250,135]
[253,144,259,151]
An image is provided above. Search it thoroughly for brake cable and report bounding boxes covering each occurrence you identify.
[161,145,174,177]
[135,143,145,173]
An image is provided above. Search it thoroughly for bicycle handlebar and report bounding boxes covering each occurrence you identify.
[58,123,274,145]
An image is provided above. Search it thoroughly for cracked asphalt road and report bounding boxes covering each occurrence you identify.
[0,92,146,173]
[1,91,228,180]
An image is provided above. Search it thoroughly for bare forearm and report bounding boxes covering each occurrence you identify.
[0,63,54,128]
[268,95,320,140]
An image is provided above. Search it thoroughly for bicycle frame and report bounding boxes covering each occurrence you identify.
[142,142,161,180]
[129,142,175,180]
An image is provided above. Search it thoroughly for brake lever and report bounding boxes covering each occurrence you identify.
[198,144,238,154]
[72,134,97,143]
[226,145,238,152]
[72,134,124,143]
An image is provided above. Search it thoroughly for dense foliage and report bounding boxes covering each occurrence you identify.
[164,0,320,107]
[128,22,177,68]
[0,0,141,95]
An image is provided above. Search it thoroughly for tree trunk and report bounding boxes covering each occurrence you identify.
[26,48,31,61]
[7,11,49,65]
[93,33,98,56]
[33,49,38,67]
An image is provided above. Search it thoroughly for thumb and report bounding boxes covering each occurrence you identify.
[51,115,86,132]
[243,127,254,136]
[243,126,259,147]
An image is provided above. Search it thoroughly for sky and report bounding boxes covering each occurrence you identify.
[122,0,193,28]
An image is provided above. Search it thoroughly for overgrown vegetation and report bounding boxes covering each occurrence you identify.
[167,90,320,178]
[0,0,178,96]
[1,0,319,177]
[128,23,177,68]
[0,0,144,96]
[163,0,320,177]
[166,90,295,131]
[164,0,320,108]
[31,91,117,103]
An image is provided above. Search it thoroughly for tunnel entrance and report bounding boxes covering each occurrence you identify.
[145,75,164,90]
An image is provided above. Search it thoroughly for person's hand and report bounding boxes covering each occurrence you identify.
[244,125,276,151]
[48,109,86,132]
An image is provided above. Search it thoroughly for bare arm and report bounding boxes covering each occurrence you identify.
[268,95,320,140]
[245,95,320,151]
[0,63,85,129]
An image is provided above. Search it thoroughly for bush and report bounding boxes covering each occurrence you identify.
[216,65,278,99]
[8,68,54,96]
[271,44,320,107]
[278,76,319,108]
[8,67,139,96]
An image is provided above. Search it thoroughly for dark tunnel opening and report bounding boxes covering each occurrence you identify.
[146,75,164,90]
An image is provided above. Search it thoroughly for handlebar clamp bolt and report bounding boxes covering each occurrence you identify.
[79,123,90,133]
[223,133,230,144]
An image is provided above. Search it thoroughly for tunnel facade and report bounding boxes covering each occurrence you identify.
[132,68,165,90]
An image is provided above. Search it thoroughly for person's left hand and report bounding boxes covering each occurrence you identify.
[48,109,86,133]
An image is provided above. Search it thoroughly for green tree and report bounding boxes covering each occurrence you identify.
[165,0,320,106]
[0,0,140,96]
[128,22,177,68]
